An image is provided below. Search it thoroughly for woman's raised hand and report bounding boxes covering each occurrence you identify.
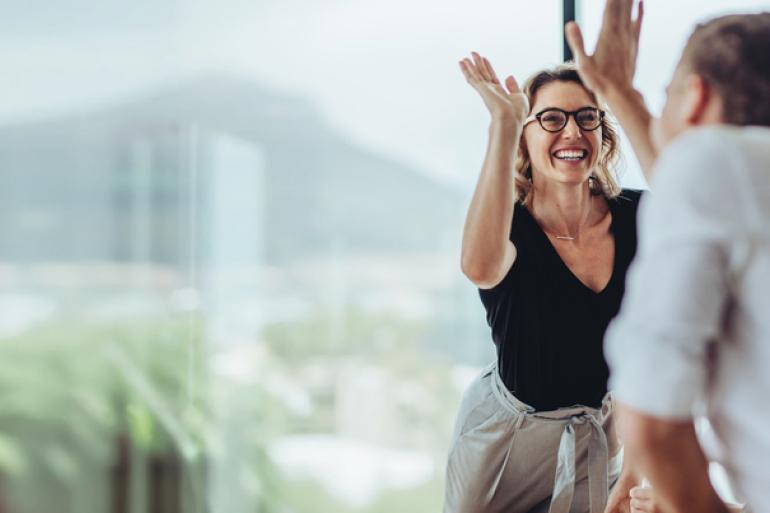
[459,52,529,125]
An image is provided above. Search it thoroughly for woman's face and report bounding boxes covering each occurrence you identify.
[523,81,603,188]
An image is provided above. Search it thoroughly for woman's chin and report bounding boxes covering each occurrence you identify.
[552,167,592,184]
[533,165,594,187]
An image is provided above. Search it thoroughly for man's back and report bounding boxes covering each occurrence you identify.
[707,127,770,508]
[606,125,770,511]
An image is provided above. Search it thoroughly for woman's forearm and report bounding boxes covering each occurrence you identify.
[460,117,521,287]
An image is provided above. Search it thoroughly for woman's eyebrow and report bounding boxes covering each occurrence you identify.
[537,105,598,112]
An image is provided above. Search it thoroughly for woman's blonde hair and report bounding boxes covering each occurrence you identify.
[515,63,622,204]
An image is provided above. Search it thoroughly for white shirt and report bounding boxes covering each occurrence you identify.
[606,126,770,512]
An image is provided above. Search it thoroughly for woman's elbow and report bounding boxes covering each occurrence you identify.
[460,256,502,289]
[461,244,515,288]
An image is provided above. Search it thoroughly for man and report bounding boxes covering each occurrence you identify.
[566,2,770,513]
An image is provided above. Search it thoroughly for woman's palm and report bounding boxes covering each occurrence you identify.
[459,52,529,122]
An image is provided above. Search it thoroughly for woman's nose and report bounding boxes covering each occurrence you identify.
[561,116,583,138]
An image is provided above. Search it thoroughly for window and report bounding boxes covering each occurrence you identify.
[0,2,561,512]
[9,1,762,510]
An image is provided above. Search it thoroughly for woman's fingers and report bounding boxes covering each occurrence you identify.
[471,52,492,82]
[459,58,480,84]
[458,60,470,81]
[504,75,519,95]
[459,53,499,86]
[482,57,500,85]
[459,52,528,120]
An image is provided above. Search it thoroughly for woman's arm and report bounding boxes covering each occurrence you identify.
[458,53,528,288]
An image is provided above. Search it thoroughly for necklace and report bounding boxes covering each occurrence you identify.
[544,194,594,242]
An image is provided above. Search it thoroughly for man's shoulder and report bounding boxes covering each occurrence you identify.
[734,125,770,160]
[653,126,758,193]
[659,125,770,172]
[666,124,770,146]
[657,127,728,172]
[647,126,770,233]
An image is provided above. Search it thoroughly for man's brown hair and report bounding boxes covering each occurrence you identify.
[681,12,770,126]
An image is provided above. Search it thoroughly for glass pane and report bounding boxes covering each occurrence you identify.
[0,2,562,512]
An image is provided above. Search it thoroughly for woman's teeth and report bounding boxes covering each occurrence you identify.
[554,150,587,161]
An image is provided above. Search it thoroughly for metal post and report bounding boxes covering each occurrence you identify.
[563,0,577,62]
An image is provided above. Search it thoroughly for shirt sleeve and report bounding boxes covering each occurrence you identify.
[605,128,737,419]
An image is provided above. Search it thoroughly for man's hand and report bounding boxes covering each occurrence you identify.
[605,482,632,513]
[617,403,731,513]
[604,466,643,513]
[565,0,644,98]
[630,486,661,513]
[564,0,657,177]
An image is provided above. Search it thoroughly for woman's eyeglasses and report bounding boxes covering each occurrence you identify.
[524,107,605,133]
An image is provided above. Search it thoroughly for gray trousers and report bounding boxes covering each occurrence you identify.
[443,363,622,513]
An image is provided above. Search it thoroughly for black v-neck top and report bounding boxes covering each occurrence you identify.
[479,189,644,411]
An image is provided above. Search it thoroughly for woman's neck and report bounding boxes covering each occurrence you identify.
[529,180,598,240]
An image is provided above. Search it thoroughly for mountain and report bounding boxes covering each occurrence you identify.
[0,75,464,264]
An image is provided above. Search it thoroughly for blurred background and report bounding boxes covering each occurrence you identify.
[0,1,766,512]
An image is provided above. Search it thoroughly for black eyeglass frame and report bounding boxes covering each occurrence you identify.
[524,107,606,133]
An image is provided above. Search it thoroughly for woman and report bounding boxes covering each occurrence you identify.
[444,52,650,513]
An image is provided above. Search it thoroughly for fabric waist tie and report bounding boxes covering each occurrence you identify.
[545,412,609,513]
[489,362,611,513]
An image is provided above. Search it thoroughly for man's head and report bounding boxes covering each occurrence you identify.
[654,12,770,149]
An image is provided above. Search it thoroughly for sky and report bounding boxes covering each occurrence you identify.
[3,0,768,191]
